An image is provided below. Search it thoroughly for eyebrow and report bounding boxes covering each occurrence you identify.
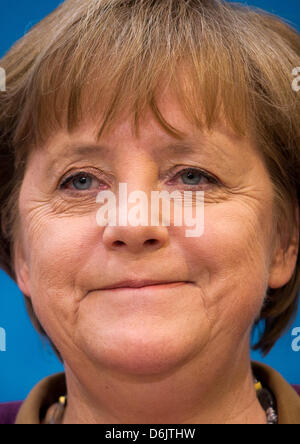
[155,141,201,159]
[59,140,200,155]
[48,140,202,169]
[53,143,108,160]
[47,144,109,175]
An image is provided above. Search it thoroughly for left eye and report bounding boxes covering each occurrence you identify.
[60,173,101,191]
[174,168,216,186]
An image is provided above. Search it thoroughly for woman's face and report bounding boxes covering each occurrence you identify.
[14,91,295,376]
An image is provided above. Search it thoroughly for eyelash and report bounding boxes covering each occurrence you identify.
[59,167,219,194]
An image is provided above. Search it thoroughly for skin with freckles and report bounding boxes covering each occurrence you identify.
[14,90,298,424]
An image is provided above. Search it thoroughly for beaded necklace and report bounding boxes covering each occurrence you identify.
[254,379,278,424]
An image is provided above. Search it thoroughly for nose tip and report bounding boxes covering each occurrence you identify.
[102,225,169,254]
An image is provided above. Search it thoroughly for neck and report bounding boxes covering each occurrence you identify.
[62,343,267,424]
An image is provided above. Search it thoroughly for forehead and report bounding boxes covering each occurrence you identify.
[37,87,249,160]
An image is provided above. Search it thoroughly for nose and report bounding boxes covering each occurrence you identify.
[100,163,170,254]
[102,224,169,254]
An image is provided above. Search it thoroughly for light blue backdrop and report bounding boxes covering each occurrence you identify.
[0,0,299,402]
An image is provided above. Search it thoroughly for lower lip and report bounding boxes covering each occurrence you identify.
[101,282,188,292]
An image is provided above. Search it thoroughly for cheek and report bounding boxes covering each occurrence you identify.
[23,211,103,330]
[181,201,273,336]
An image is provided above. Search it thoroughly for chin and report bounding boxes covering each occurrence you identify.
[77,328,208,377]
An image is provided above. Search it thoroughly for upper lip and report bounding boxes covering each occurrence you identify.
[101,279,187,290]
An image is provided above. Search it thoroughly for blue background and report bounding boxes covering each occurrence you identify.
[0,0,299,402]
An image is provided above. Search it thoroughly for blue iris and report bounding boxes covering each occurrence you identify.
[72,175,93,190]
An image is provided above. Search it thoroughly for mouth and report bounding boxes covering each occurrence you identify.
[100,279,191,290]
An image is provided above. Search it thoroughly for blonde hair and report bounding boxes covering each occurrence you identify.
[0,0,299,357]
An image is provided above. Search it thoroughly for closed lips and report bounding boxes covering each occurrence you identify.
[101,280,189,290]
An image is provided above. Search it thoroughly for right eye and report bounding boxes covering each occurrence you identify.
[59,172,108,193]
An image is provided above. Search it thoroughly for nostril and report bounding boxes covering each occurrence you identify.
[110,238,162,251]
[145,239,158,246]
[113,240,125,247]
